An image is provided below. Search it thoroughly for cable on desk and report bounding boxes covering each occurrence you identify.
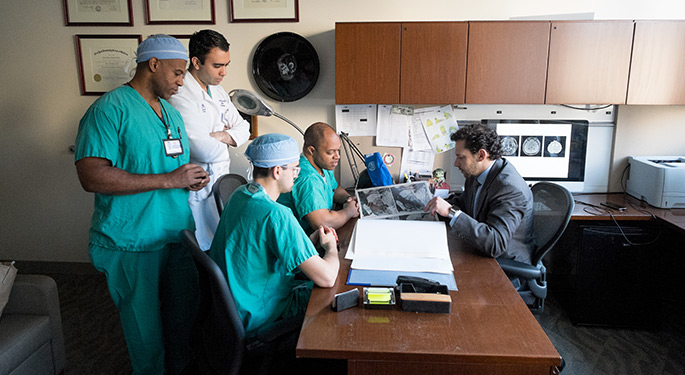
[573,199,662,246]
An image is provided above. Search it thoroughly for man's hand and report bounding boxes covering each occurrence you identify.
[310,226,338,255]
[424,196,452,217]
[342,197,360,218]
[168,164,209,190]
[209,131,237,146]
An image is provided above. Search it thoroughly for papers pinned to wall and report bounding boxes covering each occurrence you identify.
[376,105,410,147]
[335,104,377,136]
[419,105,458,153]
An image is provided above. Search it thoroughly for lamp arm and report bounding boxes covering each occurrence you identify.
[273,112,304,135]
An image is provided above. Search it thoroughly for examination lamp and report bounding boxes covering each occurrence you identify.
[229,89,304,136]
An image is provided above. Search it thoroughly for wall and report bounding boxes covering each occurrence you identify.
[0,0,684,262]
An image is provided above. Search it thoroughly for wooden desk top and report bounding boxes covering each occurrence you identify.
[572,193,685,232]
[296,219,561,370]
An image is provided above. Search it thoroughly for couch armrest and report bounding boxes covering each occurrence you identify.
[4,275,66,373]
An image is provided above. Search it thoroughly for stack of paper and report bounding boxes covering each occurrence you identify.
[345,220,458,290]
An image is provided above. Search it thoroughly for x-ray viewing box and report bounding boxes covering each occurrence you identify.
[626,156,685,209]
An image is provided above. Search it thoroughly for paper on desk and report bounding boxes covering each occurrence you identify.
[352,255,453,273]
[348,220,452,272]
[335,104,377,136]
[376,105,410,147]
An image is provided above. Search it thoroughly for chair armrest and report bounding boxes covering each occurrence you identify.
[4,274,66,373]
[497,258,542,280]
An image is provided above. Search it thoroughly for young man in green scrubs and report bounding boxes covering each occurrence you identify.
[278,122,360,233]
[209,133,339,337]
[74,35,209,375]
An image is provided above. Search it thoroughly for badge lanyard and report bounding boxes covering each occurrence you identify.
[158,102,183,158]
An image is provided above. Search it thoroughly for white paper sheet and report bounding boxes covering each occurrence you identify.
[399,148,435,182]
[409,107,436,151]
[335,104,377,136]
[419,105,458,153]
[376,105,410,147]
[348,220,453,273]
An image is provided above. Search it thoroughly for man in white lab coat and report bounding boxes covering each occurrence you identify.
[169,29,251,250]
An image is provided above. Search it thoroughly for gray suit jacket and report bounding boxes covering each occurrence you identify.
[450,158,535,264]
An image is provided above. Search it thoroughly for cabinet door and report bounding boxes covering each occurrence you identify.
[466,21,550,104]
[546,21,634,105]
[627,21,685,105]
[400,22,467,104]
[335,22,401,104]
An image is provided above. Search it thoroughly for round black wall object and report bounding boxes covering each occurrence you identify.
[252,32,320,102]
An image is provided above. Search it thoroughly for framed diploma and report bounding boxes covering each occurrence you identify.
[170,35,192,53]
[75,35,142,95]
[229,0,299,23]
[145,0,215,24]
[63,0,133,26]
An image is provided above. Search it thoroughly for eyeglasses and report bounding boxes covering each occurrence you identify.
[280,165,301,176]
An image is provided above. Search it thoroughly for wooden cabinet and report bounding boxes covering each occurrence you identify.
[466,21,550,104]
[335,22,401,104]
[627,21,685,105]
[337,20,681,106]
[400,22,467,104]
[546,21,634,105]
[335,22,467,104]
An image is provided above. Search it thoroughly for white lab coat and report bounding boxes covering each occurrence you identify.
[169,72,251,250]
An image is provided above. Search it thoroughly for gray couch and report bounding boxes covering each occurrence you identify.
[0,275,66,375]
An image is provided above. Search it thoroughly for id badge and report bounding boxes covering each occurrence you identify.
[163,138,183,157]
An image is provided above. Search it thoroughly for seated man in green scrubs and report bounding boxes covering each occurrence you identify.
[74,35,208,375]
[278,122,360,233]
[209,133,339,337]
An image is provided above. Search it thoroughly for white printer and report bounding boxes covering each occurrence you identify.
[626,156,685,208]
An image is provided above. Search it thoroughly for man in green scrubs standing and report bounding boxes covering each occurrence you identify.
[74,35,209,375]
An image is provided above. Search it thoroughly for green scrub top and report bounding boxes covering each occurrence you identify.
[209,183,318,336]
[74,85,194,252]
[277,155,338,233]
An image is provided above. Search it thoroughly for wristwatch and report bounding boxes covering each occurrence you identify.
[448,207,461,219]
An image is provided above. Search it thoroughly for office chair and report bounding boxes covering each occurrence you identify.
[179,230,302,375]
[212,173,248,216]
[497,182,574,313]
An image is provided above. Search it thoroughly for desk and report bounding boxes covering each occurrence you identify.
[296,219,561,375]
[572,193,685,231]
[553,193,684,327]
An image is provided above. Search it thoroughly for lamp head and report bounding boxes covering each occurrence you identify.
[229,89,274,117]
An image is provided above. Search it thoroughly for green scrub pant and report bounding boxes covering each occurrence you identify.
[90,243,199,375]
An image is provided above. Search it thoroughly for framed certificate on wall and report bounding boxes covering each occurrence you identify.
[75,35,141,95]
[229,0,298,23]
[145,0,215,24]
[64,0,133,26]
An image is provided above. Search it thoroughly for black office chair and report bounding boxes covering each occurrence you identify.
[212,173,248,216]
[497,182,574,313]
[179,230,301,375]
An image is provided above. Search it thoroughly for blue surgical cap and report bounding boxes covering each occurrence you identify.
[245,133,300,168]
[137,34,188,63]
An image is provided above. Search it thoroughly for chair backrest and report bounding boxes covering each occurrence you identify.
[530,182,575,265]
[212,173,248,216]
[179,230,246,375]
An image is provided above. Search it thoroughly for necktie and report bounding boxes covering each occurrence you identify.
[472,179,482,215]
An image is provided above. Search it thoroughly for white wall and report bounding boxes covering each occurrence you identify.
[1,0,684,262]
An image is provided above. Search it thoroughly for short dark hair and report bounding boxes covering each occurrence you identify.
[451,124,502,160]
[252,166,271,179]
[189,29,230,64]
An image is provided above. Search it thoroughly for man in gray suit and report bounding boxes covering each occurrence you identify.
[425,124,535,264]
